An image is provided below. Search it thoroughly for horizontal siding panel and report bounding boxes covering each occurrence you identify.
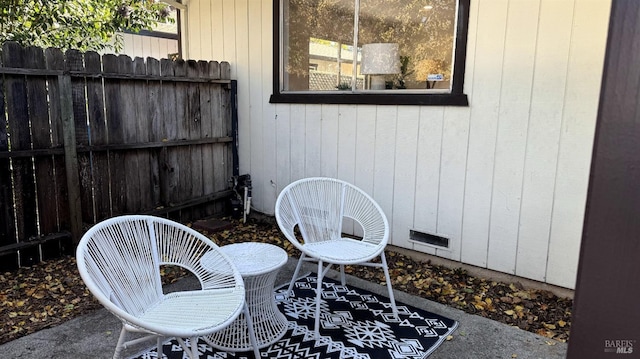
[248,0,266,213]
[262,0,278,212]
[321,105,339,179]
[460,0,508,268]
[487,0,540,275]
[413,107,445,237]
[354,106,377,196]
[546,0,611,288]
[232,0,251,176]
[392,107,420,248]
[516,0,575,282]
[210,0,224,59]
[373,106,397,244]
[275,104,291,195]
[199,0,213,60]
[305,105,322,178]
[289,104,306,182]
[188,0,203,59]
[437,106,471,261]
[338,105,358,234]
[226,0,241,78]
[337,105,358,185]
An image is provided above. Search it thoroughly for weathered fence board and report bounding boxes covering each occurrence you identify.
[185,60,208,217]
[120,54,143,214]
[146,58,163,208]
[58,73,83,249]
[3,43,39,267]
[134,57,153,213]
[68,50,94,224]
[175,60,193,220]
[85,51,110,222]
[0,54,17,270]
[26,46,63,261]
[199,61,216,216]
[102,54,126,216]
[160,59,180,208]
[45,48,71,244]
[0,42,237,269]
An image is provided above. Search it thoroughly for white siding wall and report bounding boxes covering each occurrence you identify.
[109,33,179,60]
[186,0,611,289]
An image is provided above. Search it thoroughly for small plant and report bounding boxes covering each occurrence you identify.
[396,56,414,89]
[336,82,351,90]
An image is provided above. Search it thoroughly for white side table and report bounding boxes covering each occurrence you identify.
[203,242,289,352]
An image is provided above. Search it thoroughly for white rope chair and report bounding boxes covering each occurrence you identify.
[76,215,260,359]
[275,177,398,338]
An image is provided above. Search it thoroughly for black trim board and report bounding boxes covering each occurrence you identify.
[270,0,471,107]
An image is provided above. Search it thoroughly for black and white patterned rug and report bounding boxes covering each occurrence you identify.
[131,274,457,359]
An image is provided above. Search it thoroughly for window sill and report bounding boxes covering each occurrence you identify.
[269,92,469,106]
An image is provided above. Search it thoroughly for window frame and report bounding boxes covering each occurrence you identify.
[270,0,471,106]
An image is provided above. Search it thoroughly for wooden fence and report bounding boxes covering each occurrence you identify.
[0,42,239,270]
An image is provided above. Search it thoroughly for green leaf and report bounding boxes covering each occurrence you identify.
[0,0,173,51]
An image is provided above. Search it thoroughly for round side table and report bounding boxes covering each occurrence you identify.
[203,242,289,352]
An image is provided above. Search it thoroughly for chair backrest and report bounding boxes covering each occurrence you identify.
[275,177,389,249]
[76,215,240,324]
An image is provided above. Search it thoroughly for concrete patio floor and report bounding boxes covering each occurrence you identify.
[0,257,567,359]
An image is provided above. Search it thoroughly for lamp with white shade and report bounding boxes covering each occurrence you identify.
[361,43,401,90]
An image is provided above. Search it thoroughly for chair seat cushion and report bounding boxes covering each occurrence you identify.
[137,287,244,337]
[302,238,381,264]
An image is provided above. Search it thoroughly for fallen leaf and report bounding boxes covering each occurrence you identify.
[0,217,573,347]
[558,320,566,327]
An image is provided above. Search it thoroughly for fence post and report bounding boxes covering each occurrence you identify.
[59,74,83,244]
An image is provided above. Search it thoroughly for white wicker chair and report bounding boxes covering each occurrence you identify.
[76,215,260,359]
[275,177,398,338]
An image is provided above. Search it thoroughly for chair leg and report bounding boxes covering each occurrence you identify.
[287,253,306,296]
[189,337,199,359]
[314,259,324,339]
[243,302,261,358]
[156,337,163,359]
[174,337,199,359]
[175,338,188,356]
[112,326,128,359]
[381,252,399,318]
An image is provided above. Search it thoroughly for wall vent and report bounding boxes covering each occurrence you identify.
[410,230,449,248]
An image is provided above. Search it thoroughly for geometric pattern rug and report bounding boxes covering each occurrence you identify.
[130,274,457,359]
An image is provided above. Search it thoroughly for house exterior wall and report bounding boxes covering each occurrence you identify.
[184,0,611,289]
[106,33,179,60]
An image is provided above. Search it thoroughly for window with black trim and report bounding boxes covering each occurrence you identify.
[270,0,470,106]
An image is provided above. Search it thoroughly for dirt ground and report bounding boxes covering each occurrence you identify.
[0,218,572,345]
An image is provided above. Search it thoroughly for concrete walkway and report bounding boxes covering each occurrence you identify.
[0,258,567,359]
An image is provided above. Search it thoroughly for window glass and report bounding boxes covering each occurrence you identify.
[283,0,355,91]
[281,0,458,92]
